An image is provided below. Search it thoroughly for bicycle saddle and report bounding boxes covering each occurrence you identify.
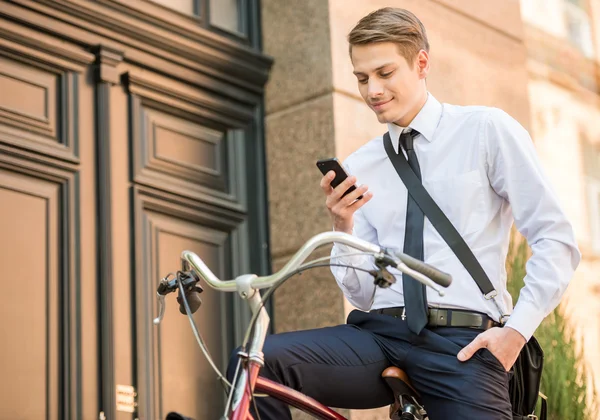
[382,367,427,420]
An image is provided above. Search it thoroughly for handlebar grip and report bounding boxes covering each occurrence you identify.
[395,252,452,288]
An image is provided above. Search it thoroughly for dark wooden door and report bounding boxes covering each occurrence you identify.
[0,27,100,419]
[0,1,271,419]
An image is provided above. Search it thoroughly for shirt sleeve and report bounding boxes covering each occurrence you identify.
[484,108,581,341]
[330,160,380,310]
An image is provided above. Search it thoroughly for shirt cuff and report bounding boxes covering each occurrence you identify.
[504,299,546,342]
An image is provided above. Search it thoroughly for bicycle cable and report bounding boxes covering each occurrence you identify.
[223,354,243,416]
[176,251,381,416]
[176,275,231,391]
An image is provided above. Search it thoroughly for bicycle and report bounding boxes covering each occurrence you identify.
[153,231,452,420]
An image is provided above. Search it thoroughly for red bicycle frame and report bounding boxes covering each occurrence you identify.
[230,360,346,420]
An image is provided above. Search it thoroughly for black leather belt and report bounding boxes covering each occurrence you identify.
[370,307,500,330]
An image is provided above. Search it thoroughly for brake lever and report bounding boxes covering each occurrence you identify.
[153,271,203,325]
[372,254,397,288]
[372,266,396,288]
[153,292,166,325]
[153,273,175,325]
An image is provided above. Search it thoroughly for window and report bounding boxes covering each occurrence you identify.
[149,0,248,37]
[582,136,600,253]
[210,0,247,35]
[563,0,595,57]
[587,180,600,253]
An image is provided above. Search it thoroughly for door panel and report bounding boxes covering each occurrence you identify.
[0,54,80,161]
[0,25,97,418]
[142,107,227,191]
[125,64,252,416]
[0,172,60,420]
[134,188,241,420]
[0,55,58,137]
[156,217,228,419]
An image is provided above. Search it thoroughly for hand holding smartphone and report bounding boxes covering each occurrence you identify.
[316,158,363,200]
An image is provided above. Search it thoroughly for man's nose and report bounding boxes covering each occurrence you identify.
[367,79,384,98]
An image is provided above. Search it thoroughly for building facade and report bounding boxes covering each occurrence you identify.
[0,0,598,419]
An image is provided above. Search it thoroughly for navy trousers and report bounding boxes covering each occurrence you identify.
[226,310,512,419]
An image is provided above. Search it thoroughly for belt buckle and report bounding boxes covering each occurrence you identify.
[401,307,406,321]
[425,308,446,328]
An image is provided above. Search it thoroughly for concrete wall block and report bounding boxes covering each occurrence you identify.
[265,94,336,255]
[261,0,334,114]
[272,247,346,334]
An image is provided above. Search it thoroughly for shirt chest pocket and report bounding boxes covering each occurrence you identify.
[423,170,485,236]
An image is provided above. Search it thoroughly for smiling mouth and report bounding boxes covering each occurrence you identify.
[371,99,392,110]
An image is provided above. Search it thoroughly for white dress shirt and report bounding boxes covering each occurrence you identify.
[331,93,581,341]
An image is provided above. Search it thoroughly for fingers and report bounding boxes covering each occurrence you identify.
[319,171,336,193]
[457,333,486,362]
[320,171,373,233]
[333,175,359,199]
[337,185,372,209]
[320,172,359,199]
[350,189,373,209]
[326,183,370,213]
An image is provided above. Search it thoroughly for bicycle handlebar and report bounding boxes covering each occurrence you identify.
[181,231,452,294]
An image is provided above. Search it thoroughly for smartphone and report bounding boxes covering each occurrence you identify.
[316,158,363,200]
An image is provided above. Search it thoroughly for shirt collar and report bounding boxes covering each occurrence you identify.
[386,93,443,153]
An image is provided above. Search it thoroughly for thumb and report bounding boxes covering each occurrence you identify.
[457,336,484,362]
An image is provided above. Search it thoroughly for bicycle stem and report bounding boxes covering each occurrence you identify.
[246,287,270,364]
[229,287,270,414]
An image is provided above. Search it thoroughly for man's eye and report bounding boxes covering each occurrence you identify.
[380,72,393,78]
[358,79,368,84]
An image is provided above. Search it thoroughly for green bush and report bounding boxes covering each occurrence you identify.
[506,235,598,419]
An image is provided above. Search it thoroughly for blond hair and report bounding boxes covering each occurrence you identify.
[348,8,429,63]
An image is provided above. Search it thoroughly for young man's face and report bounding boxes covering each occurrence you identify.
[351,42,429,127]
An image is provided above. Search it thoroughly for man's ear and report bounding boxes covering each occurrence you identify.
[416,49,430,79]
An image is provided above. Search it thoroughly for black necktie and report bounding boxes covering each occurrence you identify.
[400,129,428,334]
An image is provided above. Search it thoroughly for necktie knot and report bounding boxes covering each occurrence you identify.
[400,129,420,152]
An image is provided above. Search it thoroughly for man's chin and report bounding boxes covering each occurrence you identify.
[375,112,394,124]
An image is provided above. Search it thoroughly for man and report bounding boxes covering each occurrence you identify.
[228,7,580,419]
